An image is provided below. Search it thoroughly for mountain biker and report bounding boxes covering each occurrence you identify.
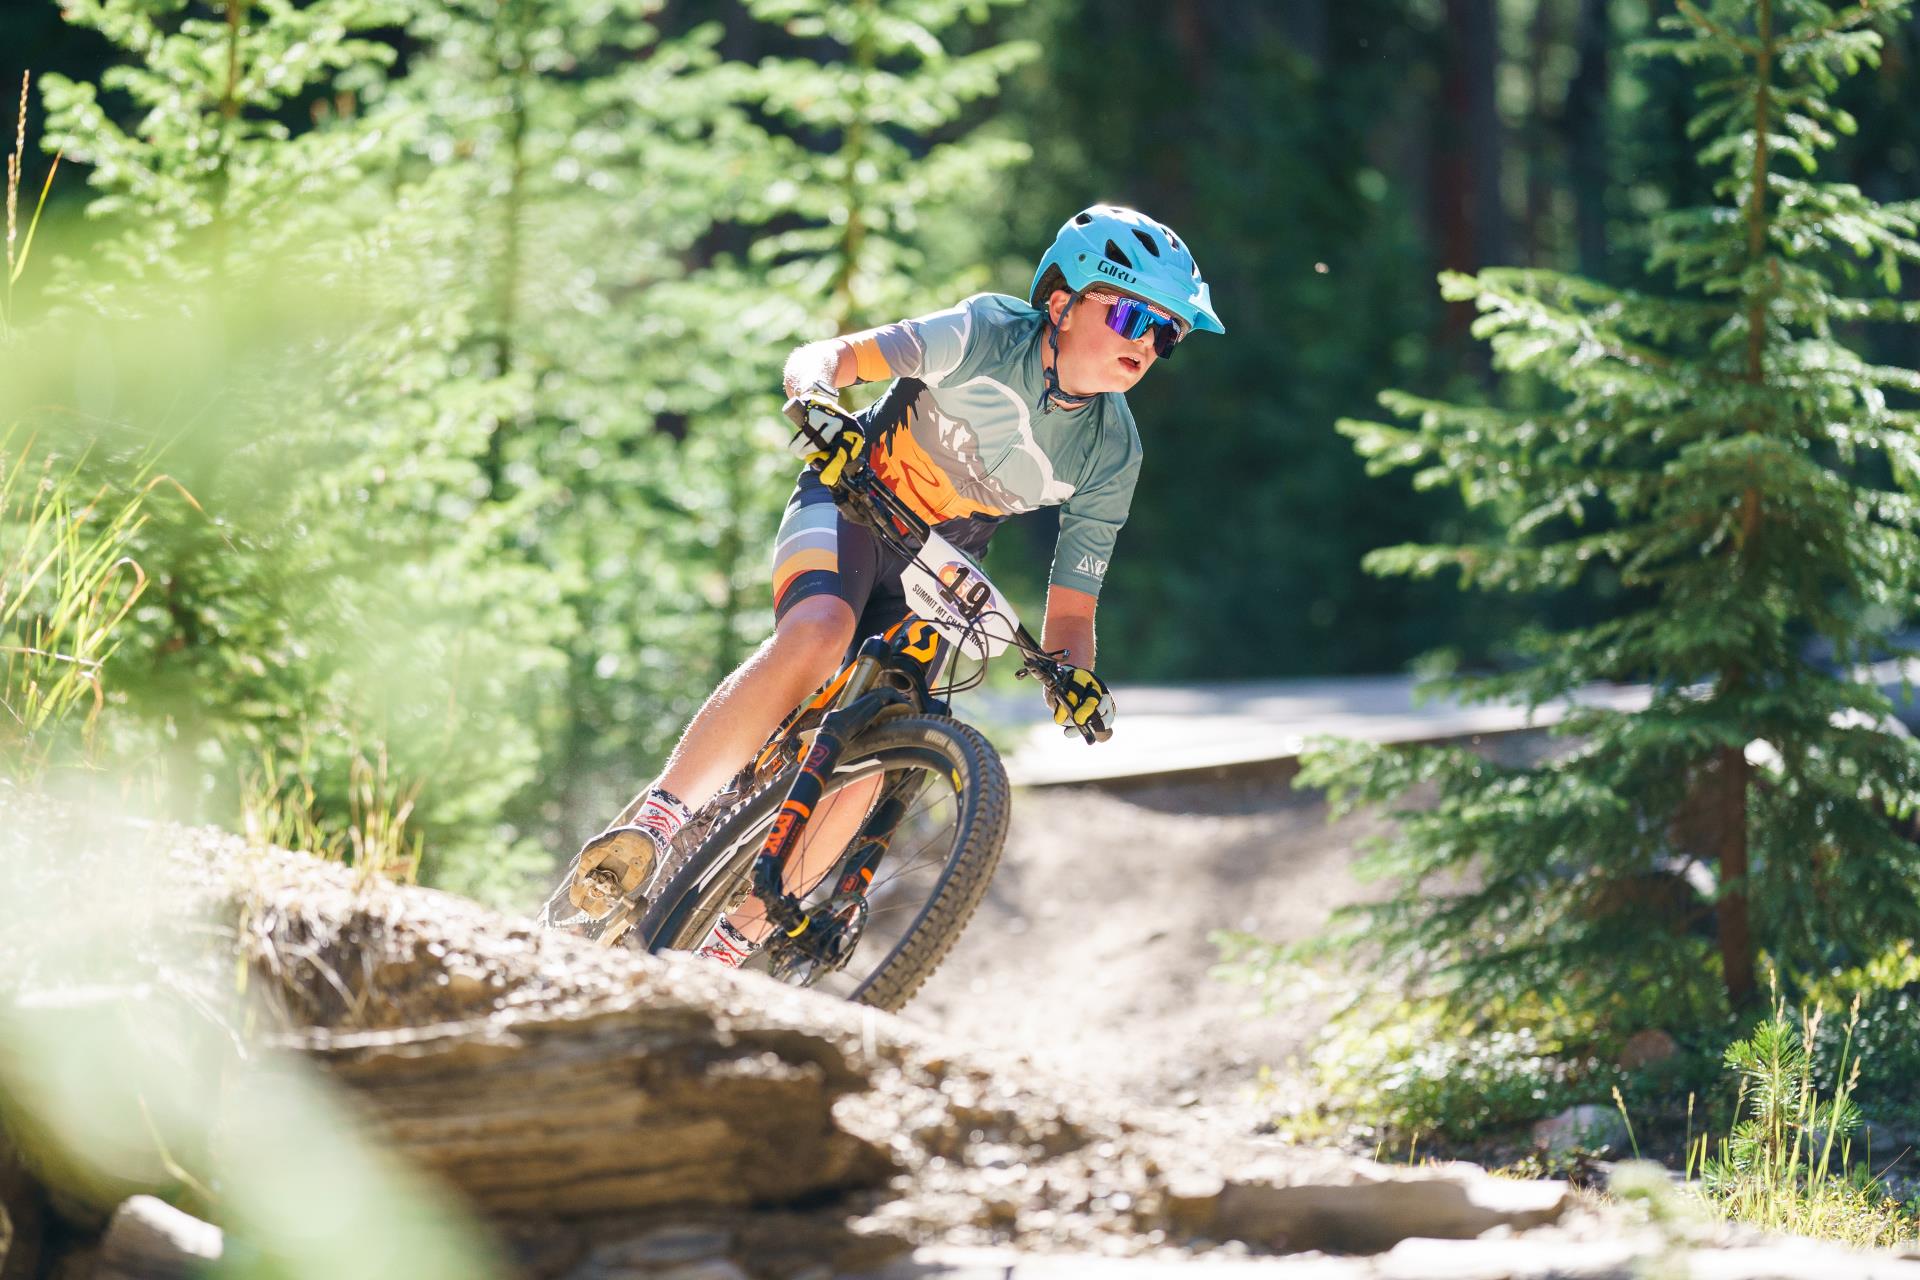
[569,204,1224,965]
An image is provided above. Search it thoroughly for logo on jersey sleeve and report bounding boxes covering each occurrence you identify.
[1074,554,1108,579]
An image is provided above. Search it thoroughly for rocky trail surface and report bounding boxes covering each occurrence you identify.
[5,781,1920,1279]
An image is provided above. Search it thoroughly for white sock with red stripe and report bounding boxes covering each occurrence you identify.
[632,788,691,845]
[695,917,760,968]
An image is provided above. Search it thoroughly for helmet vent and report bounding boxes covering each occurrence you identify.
[1072,211,1094,226]
[1103,239,1134,269]
[1131,228,1162,257]
[1167,230,1182,251]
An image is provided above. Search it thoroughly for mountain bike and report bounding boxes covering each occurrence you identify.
[538,396,1105,1011]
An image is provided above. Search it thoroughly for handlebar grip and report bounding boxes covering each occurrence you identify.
[1030,659,1111,745]
[780,394,814,430]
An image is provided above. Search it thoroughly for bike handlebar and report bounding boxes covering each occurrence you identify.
[782,394,1107,744]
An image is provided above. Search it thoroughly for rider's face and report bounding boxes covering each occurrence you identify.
[1048,290,1160,396]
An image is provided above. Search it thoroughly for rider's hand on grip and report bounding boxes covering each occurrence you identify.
[1047,666,1115,743]
[782,393,865,487]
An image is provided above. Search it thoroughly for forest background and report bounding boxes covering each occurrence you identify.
[7,0,1920,907]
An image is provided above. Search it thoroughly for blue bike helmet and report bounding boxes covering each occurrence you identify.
[1029,205,1225,337]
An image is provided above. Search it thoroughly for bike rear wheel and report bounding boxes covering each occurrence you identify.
[637,715,1010,1012]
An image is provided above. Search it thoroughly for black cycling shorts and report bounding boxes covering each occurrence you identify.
[770,469,1000,650]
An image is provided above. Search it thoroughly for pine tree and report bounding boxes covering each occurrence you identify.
[25,1,572,892]
[738,0,1037,328]
[37,0,402,288]
[24,1,420,827]
[353,1,833,855]
[1305,0,1920,1019]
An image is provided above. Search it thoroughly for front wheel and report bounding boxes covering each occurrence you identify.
[636,715,1010,1012]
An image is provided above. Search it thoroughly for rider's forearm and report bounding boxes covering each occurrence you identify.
[1036,591,1098,671]
[782,340,856,397]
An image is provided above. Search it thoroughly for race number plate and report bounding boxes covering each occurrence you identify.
[898,531,1019,659]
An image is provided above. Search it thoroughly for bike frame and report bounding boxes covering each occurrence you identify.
[743,398,1089,956]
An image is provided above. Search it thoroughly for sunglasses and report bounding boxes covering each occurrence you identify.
[1090,292,1185,358]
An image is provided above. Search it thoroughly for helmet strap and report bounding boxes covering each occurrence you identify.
[1039,293,1096,415]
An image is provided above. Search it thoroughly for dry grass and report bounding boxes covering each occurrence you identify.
[5,71,63,335]
[242,739,423,882]
[0,428,155,776]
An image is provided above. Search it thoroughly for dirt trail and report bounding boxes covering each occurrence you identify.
[907,770,1396,1134]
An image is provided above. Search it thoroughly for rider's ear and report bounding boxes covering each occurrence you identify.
[1048,289,1073,328]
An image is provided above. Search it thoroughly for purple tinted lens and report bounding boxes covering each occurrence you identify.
[1105,298,1152,339]
[1105,297,1180,358]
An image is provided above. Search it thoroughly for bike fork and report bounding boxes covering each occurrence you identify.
[751,694,882,936]
[750,635,913,939]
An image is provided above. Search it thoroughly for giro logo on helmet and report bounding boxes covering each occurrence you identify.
[1095,259,1137,285]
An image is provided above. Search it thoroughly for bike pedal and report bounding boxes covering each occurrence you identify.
[568,827,660,921]
[567,867,621,920]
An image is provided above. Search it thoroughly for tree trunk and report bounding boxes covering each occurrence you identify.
[1523,0,1553,266]
[1433,0,1507,348]
[711,434,747,683]
[485,12,532,499]
[1712,744,1756,1008]
[1710,0,1773,1014]
[1565,0,1611,277]
[831,0,877,328]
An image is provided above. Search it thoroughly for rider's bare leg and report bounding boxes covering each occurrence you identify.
[575,597,859,928]
[616,595,857,819]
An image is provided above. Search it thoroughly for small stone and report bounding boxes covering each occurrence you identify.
[1533,1104,1632,1157]
[1617,1029,1680,1070]
[590,1226,733,1268]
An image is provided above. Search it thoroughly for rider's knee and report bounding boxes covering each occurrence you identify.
[770,600,855,680]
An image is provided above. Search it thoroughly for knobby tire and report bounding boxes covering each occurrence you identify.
[636,715,1009,1012]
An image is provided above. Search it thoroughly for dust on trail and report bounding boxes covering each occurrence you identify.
[906,770,1397,1135]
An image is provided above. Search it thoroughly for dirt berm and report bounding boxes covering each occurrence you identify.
[2,784,1917,1279]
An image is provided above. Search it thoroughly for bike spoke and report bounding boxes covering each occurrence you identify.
[867,790,958,895]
